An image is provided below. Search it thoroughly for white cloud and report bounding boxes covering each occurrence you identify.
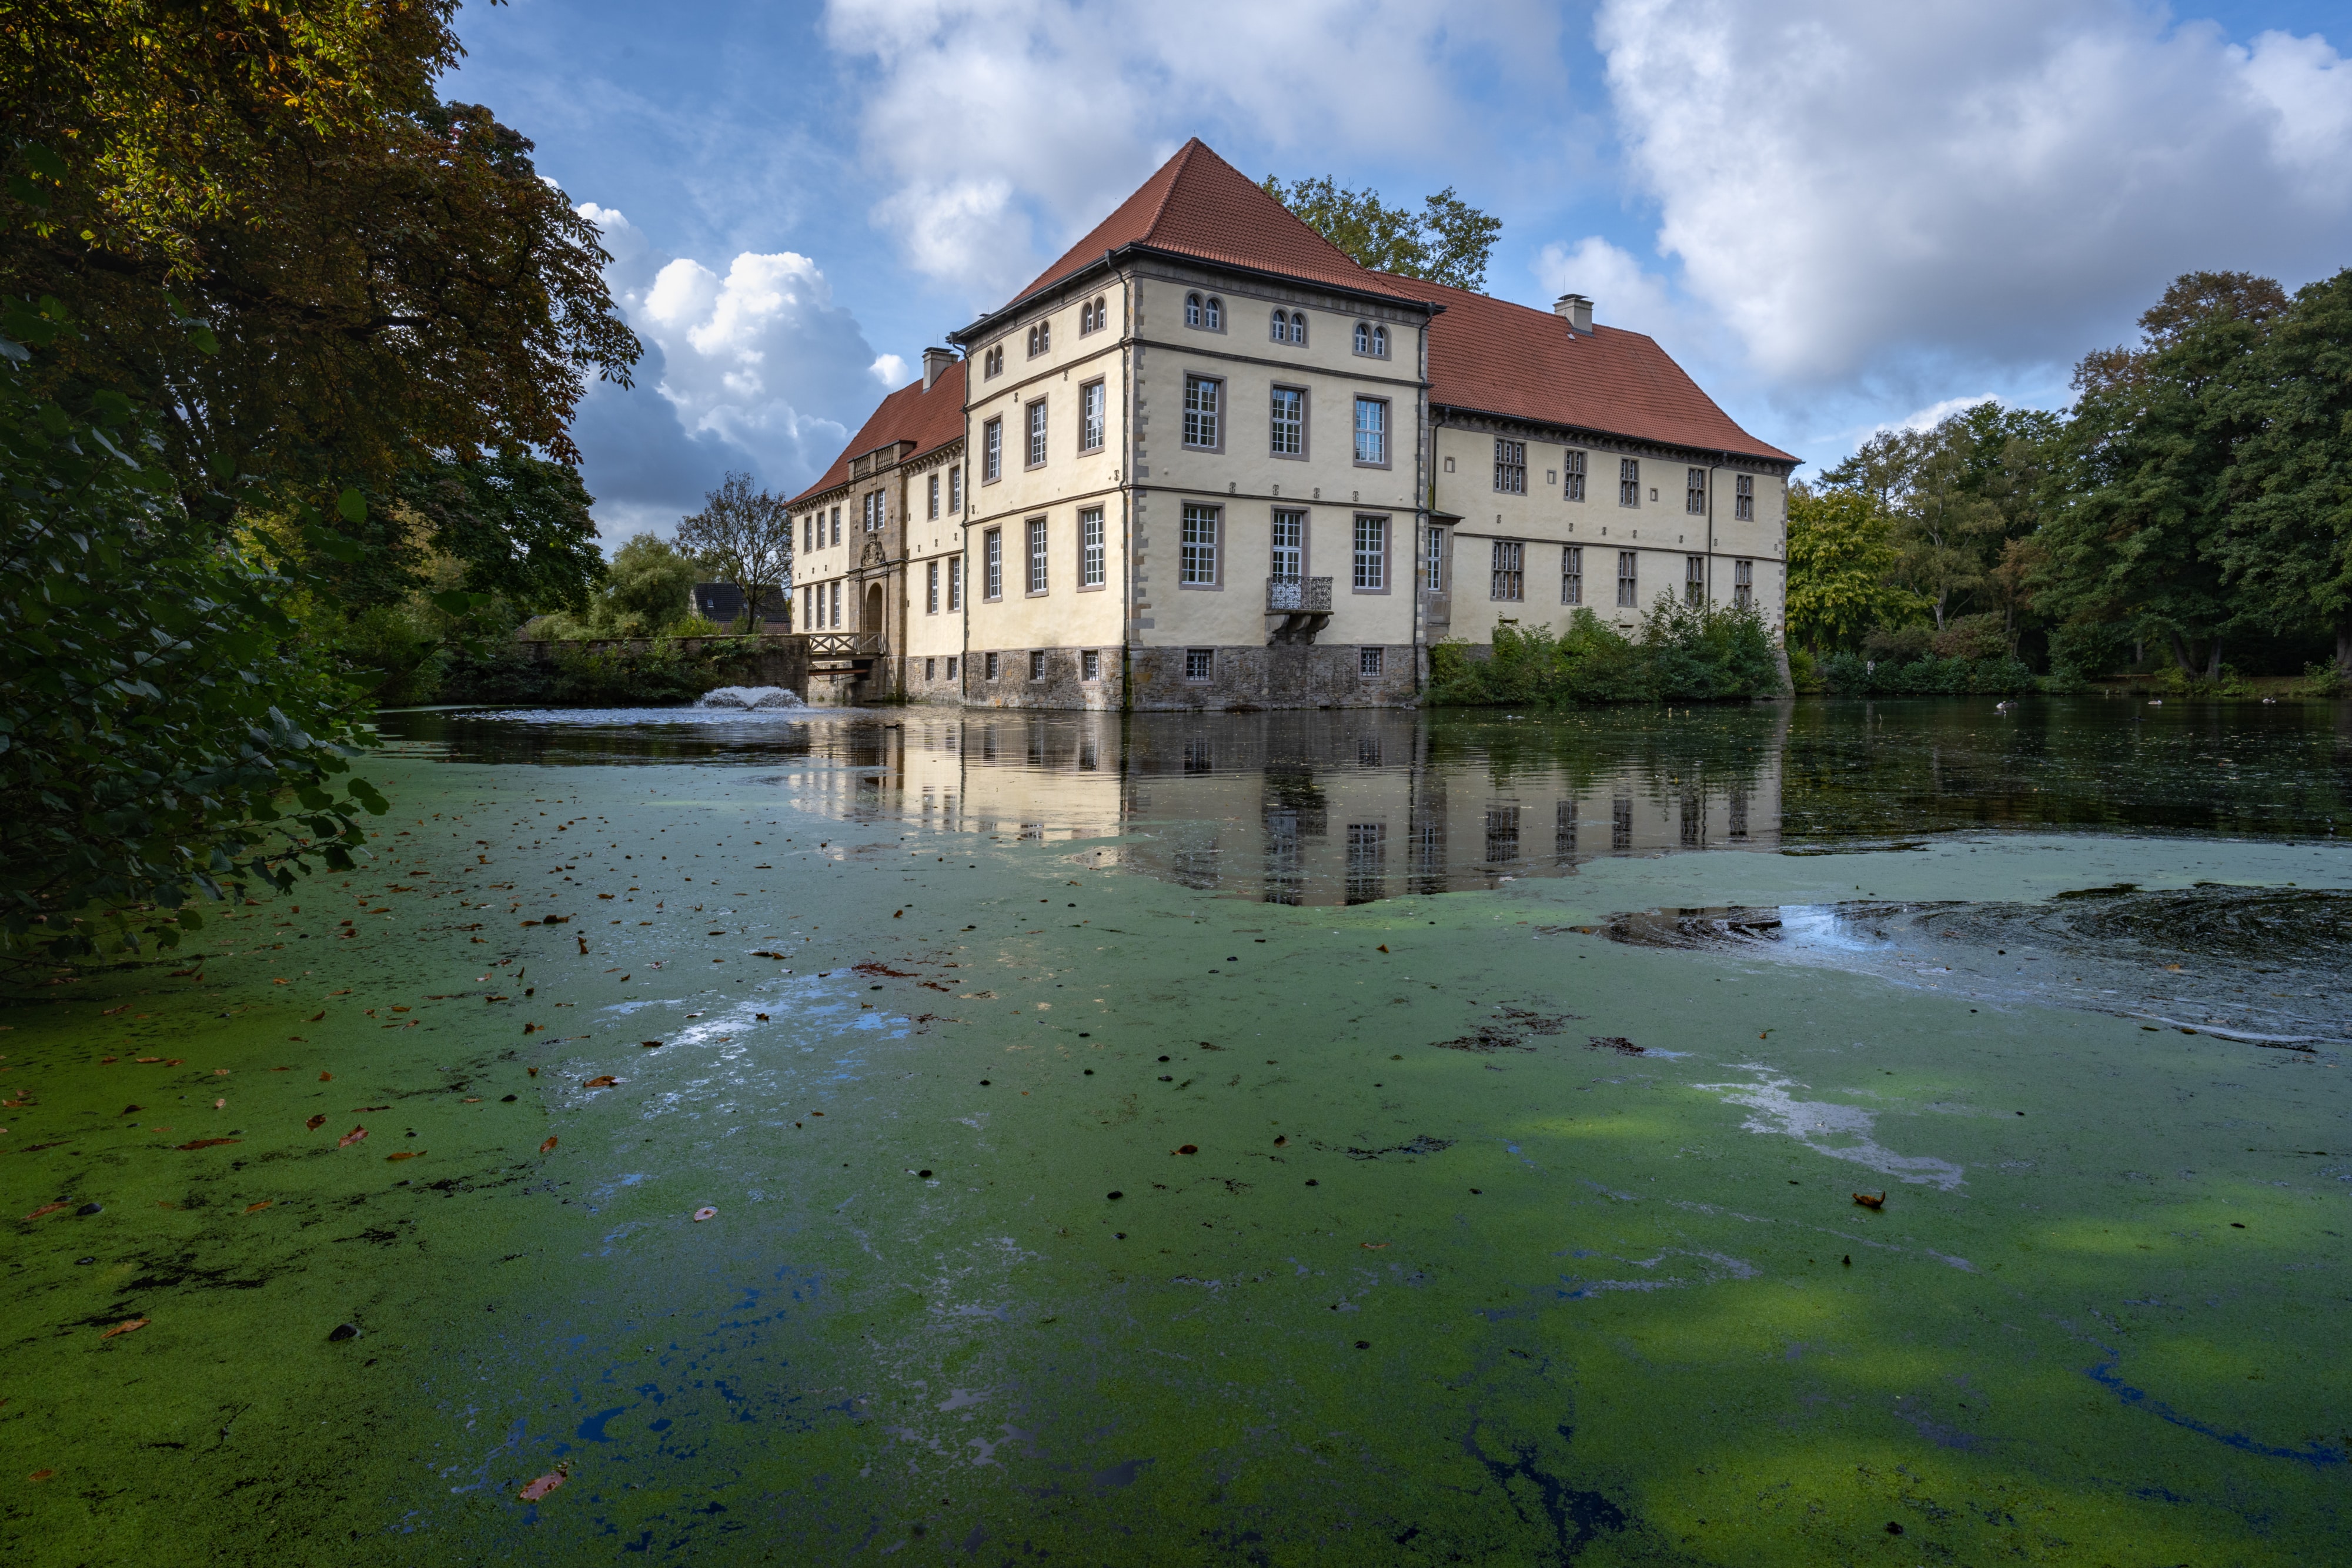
[1595,0,2352,386]
[1531,235,1693,344]
[870,352,911,386]
[821,0,1559,301]
[574,204,885,524]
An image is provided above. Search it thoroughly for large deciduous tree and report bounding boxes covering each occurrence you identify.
[674,473,793,631]
[1785,484,1920,653]
[1259,176,1502,292]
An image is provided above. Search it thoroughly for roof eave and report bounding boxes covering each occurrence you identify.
[1429,400,1796,469]
[951,243,1435,348]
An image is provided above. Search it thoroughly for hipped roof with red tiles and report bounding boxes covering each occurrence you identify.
[789,359,966,509]
[1379,273,1793,465]
[996,138,1425,316]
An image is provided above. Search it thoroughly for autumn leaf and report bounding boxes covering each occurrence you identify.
[539,1135,558,1155]
[245,1201,273,1213]
[338,1126,368,1148]
[319,1071,333,1081]
[386,1151,425,1162]
[23,1201,69,1221]
[308,1011,326,1022]
[306,1114,327,1131]
[517,1464,569,1502]
[176,1138,240,1150]
[101,1318,149,1339]
[582,1075,618,1088]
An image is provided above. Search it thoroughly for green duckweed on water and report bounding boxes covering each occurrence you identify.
[4,697,2348,1564]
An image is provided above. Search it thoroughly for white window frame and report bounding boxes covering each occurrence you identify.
[927,472,939,519]
[1180,503,1220,587]
[1733,557,1753,606]
[1352,397,1388,466]
[1685,554,1705,607]
[1358,646,1384,678]
[1495,439,1526,495]
[1565,449,1586,502]
[1270,507,1304,581]
[1081,648,1100,681]
[1184,647,1214,682]
[1735,474,1755,521]
[1026,517,1049,595]
[926,559,940,614]
[1425,526,1446,593]
[984,529,1003,600]
[1618,457,1640,508]
[1183,375,1222,450]
[1352,514,1388,592]
[1079,507,1105,589]
[982,417,1002,483]
[1269,385,1304,457]
[1080,379,1105,452]
[947,556,963,611]
[1490,539,1524,601]
[1686,467,1707,516]
[1025,398,1047,469]
[1562,545,1583,606]
[1616,550,1638,607]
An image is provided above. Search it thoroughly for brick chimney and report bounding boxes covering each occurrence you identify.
[1552,294,1593,335]
[922,346,956,390]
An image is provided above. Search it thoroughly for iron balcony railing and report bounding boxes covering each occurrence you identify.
[1266,577,1333,613]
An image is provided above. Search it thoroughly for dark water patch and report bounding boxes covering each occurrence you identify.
[2087,1357,2348,1467]
[1605,885,2352,1041]
[1432,1005,1580,1053]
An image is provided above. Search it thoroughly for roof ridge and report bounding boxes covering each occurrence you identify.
[1137,137,1204,243]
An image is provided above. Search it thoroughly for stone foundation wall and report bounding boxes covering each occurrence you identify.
[965,647,1126,710]
[1124,643,1417,711]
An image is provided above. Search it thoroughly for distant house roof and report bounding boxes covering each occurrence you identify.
[1380,273,1794,465]
[987,138,1427,326]
[692,583,787,624]
[790,359,967,510]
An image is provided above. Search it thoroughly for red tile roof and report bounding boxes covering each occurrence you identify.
[1379,273,1793,464]
[790,359,967,508]
[1008,138,1423,310]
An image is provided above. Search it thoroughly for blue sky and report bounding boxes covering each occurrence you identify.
[443,0,2352,541]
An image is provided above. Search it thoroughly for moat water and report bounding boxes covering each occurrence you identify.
[5,697,2348,1564]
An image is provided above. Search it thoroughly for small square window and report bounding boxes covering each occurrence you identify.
[984,651,1000,681]
[924,657,936,681]
[1081,648,1100,681]
[1184,647,1213,682]
[1029,649,1045,681]
[946,655,958,681]
[1358,646,1384,678]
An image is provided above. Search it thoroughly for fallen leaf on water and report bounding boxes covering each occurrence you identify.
[101,1318,148,1339]
[309,1011,326,1022]
[138,1057,160,1064]
[213,1098,226,1109]
[306,1114,327,1132]
[582,1075,618,1088]
[639,1040,663,1049]
[337,1126,368,1148]
[539,1136,558,1155]
[1853,1192,1886,1210]
[246,1201,272,1213]
[176,1138,240,1150]
[1378,944,1389,953]
[24,1201,69,1221]
[213,1068,230,1076]
[319,1071,333,1082]
[1361,1242,1390,1251]
[28,1469,52,1481]
[693,1206,717,1222]
[386,1151,424,1162]
[517,1463,569,1502]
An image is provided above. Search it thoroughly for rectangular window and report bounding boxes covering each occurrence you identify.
[803,516,813,553]
[949,466,963,513]
[1735,473,1755,521]
[1565,449,1587,502]
[1080,380,1105,452]
[1081,648,1100,681]
[1562,545,1583,606]
[1734,557,1753,607]
[983,529,1003,600]
[830,580,842,627]
[1490,540,1524,601]
[1184,647,1213,682]
[948,556,963,611]
[1616,551,1638,607]
[1359,646,1384,678]
[1353,397,1387,465]
[946,654,958,681]
[926,560,939,614]
[927,473,939,520]
[1687,467,1707,515]
[1425,526,1446,593]
[1269,385,1304,456]
[1026,517,1049,594]
[830,506,841,546]
[1079,507,1104,587]
[1485,805,1521,865]
[984,651,999,681]
[1612,795,1633,851]
[1181,503,1219,586]
[1270,509,1304,581]
[924,656,936,681]
[983,418,1003,482]
[1028,649,1045,681]
[1183,375,1221,448]
[1353,514,1387,591]
[1686,554,1705,606]
[1495,438,1526,494]
[1618,457,1640,507]
[1555,799,1577,861]
[1025,399,1047,469]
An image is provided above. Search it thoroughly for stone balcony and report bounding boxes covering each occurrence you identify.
[1266,576,1333,645]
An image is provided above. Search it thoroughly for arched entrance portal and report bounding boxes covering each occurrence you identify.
[864,583,884,640]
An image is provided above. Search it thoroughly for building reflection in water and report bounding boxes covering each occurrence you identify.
[794,708,1788,908]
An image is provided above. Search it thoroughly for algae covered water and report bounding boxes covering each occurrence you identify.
[4,697,2348,1564]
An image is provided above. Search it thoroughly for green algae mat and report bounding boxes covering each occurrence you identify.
[4,698,2347,1564]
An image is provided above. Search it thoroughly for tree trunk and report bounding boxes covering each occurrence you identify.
[2337,618,2352,677]
[2167,630,2199,676]
[2205,637,2221,683]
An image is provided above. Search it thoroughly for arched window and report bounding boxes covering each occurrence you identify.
[1205,296,1224,330]
[1270,308,1289,343]
[1185,292,1202,327]
[1289,310,1307,346]
[1094,295,1107,330]
[1353,322,1371,353]
[1372,325,1388,356]
[1080,302,1094,333]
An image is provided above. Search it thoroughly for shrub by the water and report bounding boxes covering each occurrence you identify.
[1426,600,1782,707]
[438,638,765,707]
[1818,651,2037,695]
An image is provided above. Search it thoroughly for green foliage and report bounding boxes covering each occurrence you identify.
[1259,175,1501,291]
[1785,484,1923,651]
[393,454,604,616]
[1426,603,1780,707]
[440,638,763,707]
[673,472,790,631]
[532,533,701,640]
[1816,652,2037,696]
[0,299,384,959]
